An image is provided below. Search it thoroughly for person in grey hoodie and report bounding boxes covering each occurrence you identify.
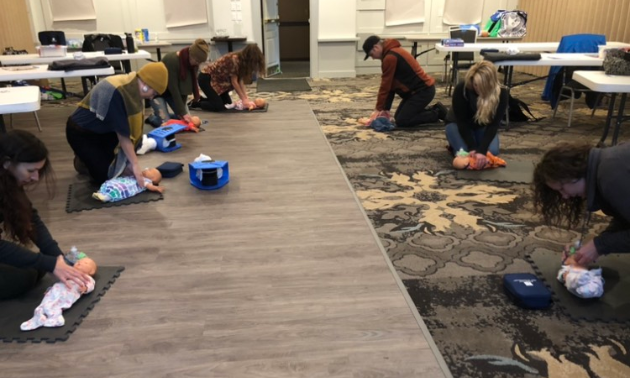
[533,142,630,265]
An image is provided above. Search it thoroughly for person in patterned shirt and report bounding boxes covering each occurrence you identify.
[192,44,265,112]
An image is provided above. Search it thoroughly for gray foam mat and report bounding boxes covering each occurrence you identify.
[66,179,163,213]
[222,102,269,113]
[527,250,630,322]
[455,160,535,184]
[257,78,311,92]
[0,266,124,343]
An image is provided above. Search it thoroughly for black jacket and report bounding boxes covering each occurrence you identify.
[587,143,630,254]
[0,207,62,272]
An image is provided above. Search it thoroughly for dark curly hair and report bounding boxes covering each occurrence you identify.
[532,142,592,229]
[236,44,265,84]
[0,130,54,245]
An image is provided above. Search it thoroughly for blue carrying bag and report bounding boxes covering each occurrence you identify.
[503,273,552,309]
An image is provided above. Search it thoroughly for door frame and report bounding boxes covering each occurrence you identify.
[252,0,318,78]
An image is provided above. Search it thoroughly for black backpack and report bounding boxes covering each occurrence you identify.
[504,94,541,123]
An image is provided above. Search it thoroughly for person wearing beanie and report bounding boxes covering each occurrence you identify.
[362,35,446,128]
[66,62,168,186]
[146,38,209,127]
[193,43,265,112]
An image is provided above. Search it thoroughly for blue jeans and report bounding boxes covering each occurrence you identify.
[445,122,500,155]
[146,96,186,127]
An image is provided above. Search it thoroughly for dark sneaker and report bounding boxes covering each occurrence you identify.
[433,102,448,121]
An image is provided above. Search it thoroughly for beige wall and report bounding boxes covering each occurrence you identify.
[520,0,630,76]
[0,0,36,53]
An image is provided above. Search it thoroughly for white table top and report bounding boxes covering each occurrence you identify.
[0,50,151,66]
[404,35,522,42]
[436,42,560,52]
[494,53,603,67]
[436,41,630,53]
[0,86,41,114]
[573,71,630,93]
[136,41,172,48]
[0,64,115,82]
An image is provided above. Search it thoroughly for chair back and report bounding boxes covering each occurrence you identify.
[38,31,66,46]
[450,28,477,61]
[556,34,606,54]
[82,34,125,72]
[82,34,124,52]
[542,34,606,101]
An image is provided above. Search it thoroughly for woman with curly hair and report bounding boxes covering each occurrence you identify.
[444,61,508,169]
[533,142,630,265]
[193,43,265,112]
[0,130,92,299]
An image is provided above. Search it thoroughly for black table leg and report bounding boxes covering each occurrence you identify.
[611,93,627,146]
[0,115,6,134]
[81,77,90,96]
[504,66,514,130]
[156,48,162,61]
[599,93,617,147]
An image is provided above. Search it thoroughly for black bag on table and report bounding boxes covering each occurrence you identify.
[48,57,111,71]
[603,48,630,76]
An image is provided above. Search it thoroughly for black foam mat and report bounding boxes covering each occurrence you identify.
[0,266,124,343]
[222,102,269,113]
[527,250,630,322]
[256,78,311,92]
[455,160,535,184]
[66,179,163,213]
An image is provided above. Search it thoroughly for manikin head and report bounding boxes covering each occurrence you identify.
[452,155,471,170]
[254,98,267,108]
[191,116,201,127]
[142,168,163,184]
[74,257,97,276]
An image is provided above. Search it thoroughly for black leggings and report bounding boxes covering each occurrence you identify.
[0,264,44,300]
[395,85,439,127]
[66,117,118,185]
[197,73,232,112]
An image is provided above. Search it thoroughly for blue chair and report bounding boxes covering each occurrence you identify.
[542,34,606,107]
[543,34,606,127]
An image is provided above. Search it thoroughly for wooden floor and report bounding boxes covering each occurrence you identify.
[2,101,448,378]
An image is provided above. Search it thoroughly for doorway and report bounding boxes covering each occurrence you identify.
[261,0,310,78]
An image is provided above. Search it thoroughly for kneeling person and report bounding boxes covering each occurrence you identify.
[363,35,446,127]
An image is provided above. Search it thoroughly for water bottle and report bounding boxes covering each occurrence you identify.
[569,240,581,255]
[125,33,135,53]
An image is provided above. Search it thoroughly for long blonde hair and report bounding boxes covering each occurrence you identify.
[464,61,501,125]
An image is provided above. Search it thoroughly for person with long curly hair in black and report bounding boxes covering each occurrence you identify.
[0,130,92,299]
[193,43,265,112]
[533,142,630,266]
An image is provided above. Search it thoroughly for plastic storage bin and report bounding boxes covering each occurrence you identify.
[189,160,229,190]
[147,124,187,152]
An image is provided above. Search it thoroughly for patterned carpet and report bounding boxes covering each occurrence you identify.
[46,71,630,377]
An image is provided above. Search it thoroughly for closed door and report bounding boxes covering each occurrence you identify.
[263,0,281,76]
